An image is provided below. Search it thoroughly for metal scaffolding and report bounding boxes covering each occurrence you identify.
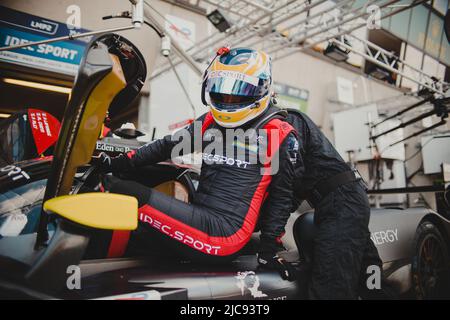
[150,0,448,97]
[332,34,447,96]
[150,0,316,78]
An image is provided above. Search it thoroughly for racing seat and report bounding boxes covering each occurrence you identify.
[293,211,316,263]
[154,181,189,203]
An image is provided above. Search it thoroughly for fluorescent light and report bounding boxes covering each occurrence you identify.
[2,78,71,94]
[0,113,11,118]
[323,43,349,62]
[207,9,232,33]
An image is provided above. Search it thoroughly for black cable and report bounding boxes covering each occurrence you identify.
[102,14,164,38]
[167,56,197,118]
[371,108,436,140]
[143,21,164,38]
[403,137,434,162]
[406,160,423,182]
[371,96,433,128]
[408,180,433,209]
[388,119,447,147]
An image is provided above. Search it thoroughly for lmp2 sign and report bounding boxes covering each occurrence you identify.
[0,6,90,75]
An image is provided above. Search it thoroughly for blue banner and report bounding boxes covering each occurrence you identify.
[0,6,90,75]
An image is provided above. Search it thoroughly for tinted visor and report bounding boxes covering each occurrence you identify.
[209,92,259,110]
[206,76,268,110]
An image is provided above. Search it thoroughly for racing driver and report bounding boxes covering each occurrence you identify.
[95,47,299,281]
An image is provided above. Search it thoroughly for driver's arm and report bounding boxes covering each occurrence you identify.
[99,113,207,172]
[258,132,304,254]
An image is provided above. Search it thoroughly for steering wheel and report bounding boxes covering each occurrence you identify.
[72,165,104,194]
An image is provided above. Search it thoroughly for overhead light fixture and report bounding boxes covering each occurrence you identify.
[0,113,11,118]
[368,54,397,83]
[206,9,232,33]
[369,67,391,81]
[417,88,433,98]
[2,78,71,94]
[323,38,350,62]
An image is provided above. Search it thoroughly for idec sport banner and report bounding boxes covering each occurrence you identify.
[0,6,90,75]
[28,108,61,154]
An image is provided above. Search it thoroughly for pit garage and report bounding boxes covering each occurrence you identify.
[0,0,449,302]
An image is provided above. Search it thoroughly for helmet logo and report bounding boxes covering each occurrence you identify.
[218,114,232,120]
[208,70,259,86]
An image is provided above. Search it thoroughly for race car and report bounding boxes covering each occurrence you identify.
[0,33,449,300]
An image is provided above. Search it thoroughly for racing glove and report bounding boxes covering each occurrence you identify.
[92,152,132,173]
[257,252,297,281]
[257,234,296,281]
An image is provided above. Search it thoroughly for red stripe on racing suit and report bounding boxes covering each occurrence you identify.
[201,112,215,135]
[136,115,294,256]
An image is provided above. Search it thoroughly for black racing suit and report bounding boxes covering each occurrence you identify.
[99,107,298,262]
[286,110,384,299]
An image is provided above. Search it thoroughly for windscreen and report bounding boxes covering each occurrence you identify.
[0,111,36,166]
[0,109,60,166]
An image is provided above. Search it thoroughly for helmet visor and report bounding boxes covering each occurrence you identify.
[209,92,259,110]
[205,75,268,110]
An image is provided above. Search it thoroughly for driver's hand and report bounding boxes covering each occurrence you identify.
[91,152,113,173]
[92,152,133,173]
[257,252,297,281]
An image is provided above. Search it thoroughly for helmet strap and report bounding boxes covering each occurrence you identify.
[271,92,278,105]
[201,70,208,106]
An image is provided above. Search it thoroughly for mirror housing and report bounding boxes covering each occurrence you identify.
[44,193,138,230]
[113,127,146,139]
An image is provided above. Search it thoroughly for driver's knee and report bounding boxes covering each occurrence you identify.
[104,175,151,207]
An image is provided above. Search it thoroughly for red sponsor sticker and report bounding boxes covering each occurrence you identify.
[28,108,61,154]
[168,118,194,131]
